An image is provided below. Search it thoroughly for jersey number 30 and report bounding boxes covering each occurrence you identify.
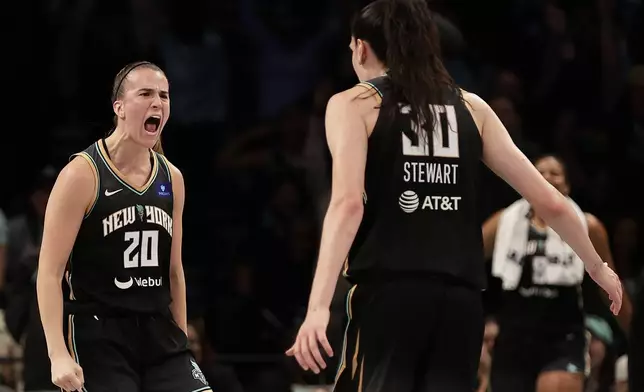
[401,105,459,158]
[123,230,159,268]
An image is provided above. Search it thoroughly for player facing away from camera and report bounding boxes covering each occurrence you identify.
[36,61,211,392]
[285,1,623,391]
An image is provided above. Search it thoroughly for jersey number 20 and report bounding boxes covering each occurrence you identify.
[123,230,159,268]
[401,105,459,158]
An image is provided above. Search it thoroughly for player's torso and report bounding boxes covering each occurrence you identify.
[68,142,174,313]
[500,224,584,332]
[347,77,485,288]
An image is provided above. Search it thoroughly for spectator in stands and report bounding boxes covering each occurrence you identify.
[0,208,7,299]
[0,210,18,391]
[483,316,499,354]
[614,355,628,392]
[477,317,498,392]
[585,315,616,392]
[4,167,57,391]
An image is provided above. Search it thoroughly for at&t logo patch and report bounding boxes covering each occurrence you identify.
[398,190,419,213]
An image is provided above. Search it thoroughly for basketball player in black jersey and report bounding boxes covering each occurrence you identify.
[36,62,211,392]
[286,1,623,391]
[482,154,633,392]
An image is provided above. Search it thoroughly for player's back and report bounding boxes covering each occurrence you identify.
[66,141,174,314]
[346,76,485,289]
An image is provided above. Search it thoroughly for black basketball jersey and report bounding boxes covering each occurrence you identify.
[345,76,485,289]
[498,225,584,333]
[66,141,174,314]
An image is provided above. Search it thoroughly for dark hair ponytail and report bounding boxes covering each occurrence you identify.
[351,0,461,134]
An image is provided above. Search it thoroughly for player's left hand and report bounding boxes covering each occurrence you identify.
[286,308,334,374]
[588,262,623,315]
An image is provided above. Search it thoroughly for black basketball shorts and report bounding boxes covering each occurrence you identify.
[333,277,484,392]
[490,327,588,392]
[64,311,211,392]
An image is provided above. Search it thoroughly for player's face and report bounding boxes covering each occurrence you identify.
[535,156,569,196]
[118,68,170,149]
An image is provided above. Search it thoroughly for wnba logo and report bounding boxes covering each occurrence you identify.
[398,190,419,213]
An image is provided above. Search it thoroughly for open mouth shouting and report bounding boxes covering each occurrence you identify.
[144,115,162,135]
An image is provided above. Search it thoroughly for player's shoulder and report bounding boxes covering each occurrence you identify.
[327,85,378,114]
[329,86,363,105]
[48,156,97,203]
[460,89,490,111]
[460,89,491,132]
[63,155,98,185]
[584,212,607,234]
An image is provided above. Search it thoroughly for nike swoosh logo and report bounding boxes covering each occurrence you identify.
[105,189,123,196]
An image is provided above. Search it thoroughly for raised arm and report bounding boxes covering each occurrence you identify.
[465,91,622,314]
[37,156,95,390]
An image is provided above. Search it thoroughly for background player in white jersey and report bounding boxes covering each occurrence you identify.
[483,154,633,392]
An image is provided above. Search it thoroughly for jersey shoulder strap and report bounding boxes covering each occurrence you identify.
[154,152,173,183]
[69,142,101,217]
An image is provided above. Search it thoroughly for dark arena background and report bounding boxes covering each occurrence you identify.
[0,0,642,391]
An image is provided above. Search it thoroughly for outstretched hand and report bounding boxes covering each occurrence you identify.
[588,262,623,315]
[286,309,334,374]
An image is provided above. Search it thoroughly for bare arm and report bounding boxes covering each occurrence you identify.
[165,160,188,335]
[586,213,633,333]
[481,210,502,260]
[307,92,367,312]
[467,92,603,274]
[37,157,96,359]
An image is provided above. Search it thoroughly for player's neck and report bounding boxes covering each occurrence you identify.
[360,66,388,82]
[104,130,150,171]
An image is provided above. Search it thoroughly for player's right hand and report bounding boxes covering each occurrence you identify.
[51,354,84,391]
[588,262,623,315]
[286,308,334,374]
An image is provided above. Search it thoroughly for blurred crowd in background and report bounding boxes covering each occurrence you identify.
[0,0,642,391]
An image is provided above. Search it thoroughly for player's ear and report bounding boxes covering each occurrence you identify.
[113,100,125,119]
[356,39,368,66]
